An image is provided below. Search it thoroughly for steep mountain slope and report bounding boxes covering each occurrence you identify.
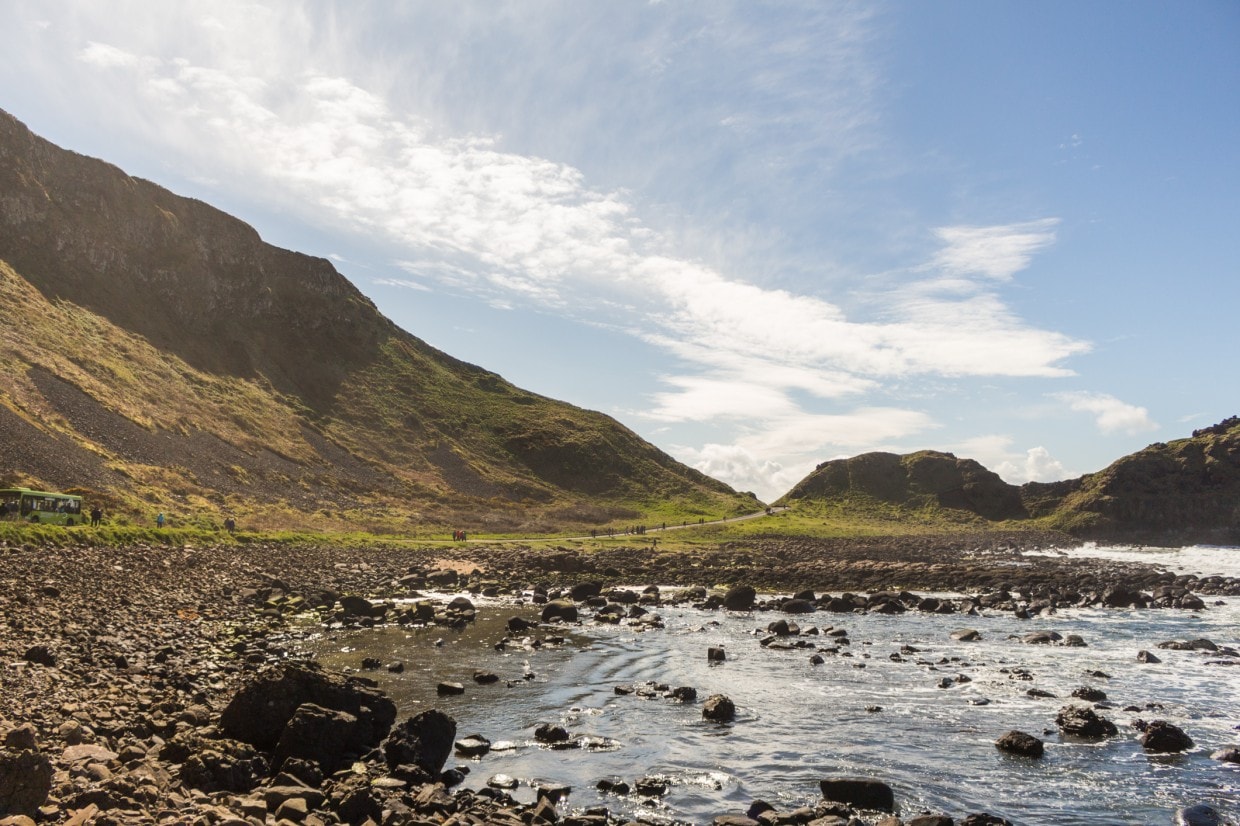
[0,110,754,530]
[779,419,1240,544]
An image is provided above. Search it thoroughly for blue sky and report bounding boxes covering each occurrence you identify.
[2,1,1237,501]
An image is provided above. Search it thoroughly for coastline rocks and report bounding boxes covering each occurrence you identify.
[1134,720,1194,753]
[273,702,363,774]
[384,709,457,776]
[723,585,756,611]
[1055,705,1118,738]
[219,661,396,752]
[994,730,1044,758]
[0,749,53,816]
[951,629,982,641]
[1211,747,1240,763]
[702,695,736,722]
[540,600,579,623]
[534,723,571,744]
[819,776,895,812]
[1176,804,1223,826]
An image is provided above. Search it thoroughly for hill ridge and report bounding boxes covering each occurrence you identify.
[0,109,755,531]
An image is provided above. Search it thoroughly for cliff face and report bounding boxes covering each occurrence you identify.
[780,419,1240,544]
[0,110,752,529]
[0,111,387,410]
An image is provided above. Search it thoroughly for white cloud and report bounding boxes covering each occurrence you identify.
[953,435,1069,485]
[1054,391,1158,435]
[4,3,1101,500]
[932,219,1059,280]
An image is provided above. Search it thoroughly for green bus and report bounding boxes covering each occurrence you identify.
[0,488,84,526]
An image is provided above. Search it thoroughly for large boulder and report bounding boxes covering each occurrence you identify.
[723,585,756,611]
[702,695,736,722]
[1055,705,1117,739]
[383,709,457,777]
[540,600,579,623]
[994,730,1044,758]
[0,750,53,816]
[1136,720,1193,753]
[162,732,268,793]
[819,776,895,812]
[219,661,396,753]
[274,703,364,774]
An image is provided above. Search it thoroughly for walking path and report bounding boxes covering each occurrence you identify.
[450,506,790,544]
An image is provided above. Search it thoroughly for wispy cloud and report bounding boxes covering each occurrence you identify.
[1055,391,1158,435]
[4,2,1101,500]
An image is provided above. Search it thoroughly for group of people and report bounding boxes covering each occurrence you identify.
[451,529,468,541]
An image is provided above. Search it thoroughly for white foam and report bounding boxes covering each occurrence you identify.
[1023,543,1240,579]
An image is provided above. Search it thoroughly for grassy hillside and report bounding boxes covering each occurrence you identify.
[0,110,756,532]
[776,421,1240,544]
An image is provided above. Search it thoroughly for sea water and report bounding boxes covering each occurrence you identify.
[305,546,1240,825]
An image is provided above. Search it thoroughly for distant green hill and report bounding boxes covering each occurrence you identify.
[0,110,756,532]
[778,418,1240,545]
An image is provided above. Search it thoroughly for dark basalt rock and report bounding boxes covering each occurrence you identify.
[541,599,578,623]
[1055,705,1117,738]
[534,723,571,744]
[1135,719,1194,753]
[723,585,756,611]
[819,776,894,812]
[0,749,54,816]
[383,709,457,776]
[994,730,1044,758]
[274,703,361,775]
[702,694,736,722]
[1176,804,1223,826]
[219,661,396,752]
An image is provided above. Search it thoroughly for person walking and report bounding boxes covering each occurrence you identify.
[156,512,165,529]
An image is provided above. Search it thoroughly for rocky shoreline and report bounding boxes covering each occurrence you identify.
[1,536,1237,825]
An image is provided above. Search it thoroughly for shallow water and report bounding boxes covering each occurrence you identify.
[306,548,1240,825]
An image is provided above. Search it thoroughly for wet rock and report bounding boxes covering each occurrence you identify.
[534,723,570,744]
[1211,747,1240,763]
[951,629,982,641]
[219,661,396,753]
[780,598,815,614]
[1175,804,1222,826]
[961,815,1014,825]
[708,646,727,662]
[819,776,894,812]
[507,616,535,633]
[907,816,954,826]
[1023,631,1062,645]
[1070,686,1107,702]
[437,682,465,696]
[1136,650,1161,664]
[473,670,500,684]
[1055,705,1117,738]
[667,686,697,703]
[541,600,578,623]
[597,777,630,795]
[994,730,1044,758]
[384,709,457,776]
[489,774,520,790]
[455,735,491,758]
[0,750,53,816]
[635,776,669,796]
[702,694,736,722]
[1134,719,1193,753]
[723,585,756,611]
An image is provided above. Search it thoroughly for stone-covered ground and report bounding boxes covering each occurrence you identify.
[1,536,1236,825]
